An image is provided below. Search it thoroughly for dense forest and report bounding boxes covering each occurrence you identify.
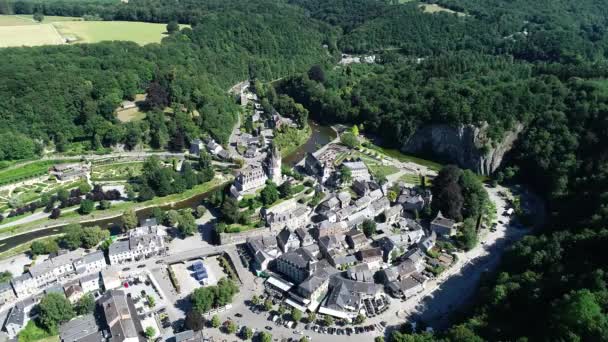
[0,0,335,158]
[1,0,608,340]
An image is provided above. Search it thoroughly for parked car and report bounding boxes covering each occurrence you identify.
[265,326,273,331]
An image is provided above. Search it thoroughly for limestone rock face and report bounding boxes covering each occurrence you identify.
[401,123,523,175]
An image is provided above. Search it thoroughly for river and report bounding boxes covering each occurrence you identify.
[0,121,336,254]
[283,120,337,166]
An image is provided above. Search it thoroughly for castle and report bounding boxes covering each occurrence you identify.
[233,144,282,194]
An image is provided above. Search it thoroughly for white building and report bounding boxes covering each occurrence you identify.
[80,272,102,293]
[74,250,106,275]
[341,161,371,181]
[234,165,267,192]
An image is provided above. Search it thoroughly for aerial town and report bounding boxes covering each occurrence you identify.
[0,80,520,342]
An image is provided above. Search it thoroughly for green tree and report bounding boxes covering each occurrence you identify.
[147,295,156,307]
[242,326,253,340]
[78,183,92,194]
[57,189,70,204]
[323,315,334,327]
[307,312,316,323]
[98,200,111,210]
[166,21,179,34]
[194,205,207,218]
[61,224,84,250]
[251,295,260,306]
[220,197,240,224]
[340,165,352,184]
[37,293,75,331]
[374,337,384,342]
[211,315,220,328]
[75,294,95,315]
[226,320,237,334]
[78,199,95,215]
[260,182,279,205]
[260,332,272,342]
[278,305,286,316]
[278,181,293,198]
[387,190,398,202]
[33,12,44,22]
[263,299,273,311]
[122,209,138,231]
[145,326,156,339]
[351,125,359,136]
[31,239,59,255]
[362,219,376,237]
[178,210,197,236]
[340,132,359,148]
[553,289,606,339]
[81,226,110,248]
[291,307,302,322]
[165,209,181,227]
[459,218,478,251]
[300,337,310,342]
[0,271,11,283]
[354,314,365,324]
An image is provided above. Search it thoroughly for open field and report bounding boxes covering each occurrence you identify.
[0,160,71,185]
[0,19,174,47]
[363,143,443,171]
[116,94,147,122]
[419,3,467,16]
[0,24,64,47]
[0,15,81,26]
[54,21,170,45]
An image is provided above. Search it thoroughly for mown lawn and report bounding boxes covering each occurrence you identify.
[54,21,175,45]
[363,143,443,171]
[0,160,71,185]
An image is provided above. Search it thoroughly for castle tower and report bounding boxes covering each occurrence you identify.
[268,144,282,184]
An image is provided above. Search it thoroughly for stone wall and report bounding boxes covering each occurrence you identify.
[402,123,523,175]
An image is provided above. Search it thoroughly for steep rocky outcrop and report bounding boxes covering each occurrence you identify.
[402,123,523,175]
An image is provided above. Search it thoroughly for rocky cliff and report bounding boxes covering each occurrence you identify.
[401,123,523,175]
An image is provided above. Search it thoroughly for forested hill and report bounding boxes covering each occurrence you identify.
[1,0,608,340]
[0,0,335,159]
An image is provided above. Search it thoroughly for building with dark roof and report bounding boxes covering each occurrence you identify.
[99,290,142,342]
[274,248,316,283]
[59,314,103,342]
[430,211,456,237]
[276,228,300,253]
[4,304,25,339]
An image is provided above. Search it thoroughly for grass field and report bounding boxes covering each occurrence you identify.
[0,18,173,47]
[0,160,71,185]
[363,143,443,171]
[54,21,170,45]
[0,15,80,26]
[116,94,147,122]
[0,24,64,47]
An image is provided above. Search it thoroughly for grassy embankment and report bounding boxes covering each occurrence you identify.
[0,175,230,240]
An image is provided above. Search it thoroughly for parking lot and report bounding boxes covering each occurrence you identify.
[170,256,225,295]
[120,272,164,338]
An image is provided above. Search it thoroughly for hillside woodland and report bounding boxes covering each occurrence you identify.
[1,0,608,340]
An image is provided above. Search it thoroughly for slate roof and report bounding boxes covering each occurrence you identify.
[278,248,315,268]
[5,305,25,327]
[60,314,101,342]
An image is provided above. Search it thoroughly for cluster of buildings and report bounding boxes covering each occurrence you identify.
[230,144,282,198]
[189,137,230,160]
[108,222,167,265]
[1,219,171,339]
[246,163,454,321]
